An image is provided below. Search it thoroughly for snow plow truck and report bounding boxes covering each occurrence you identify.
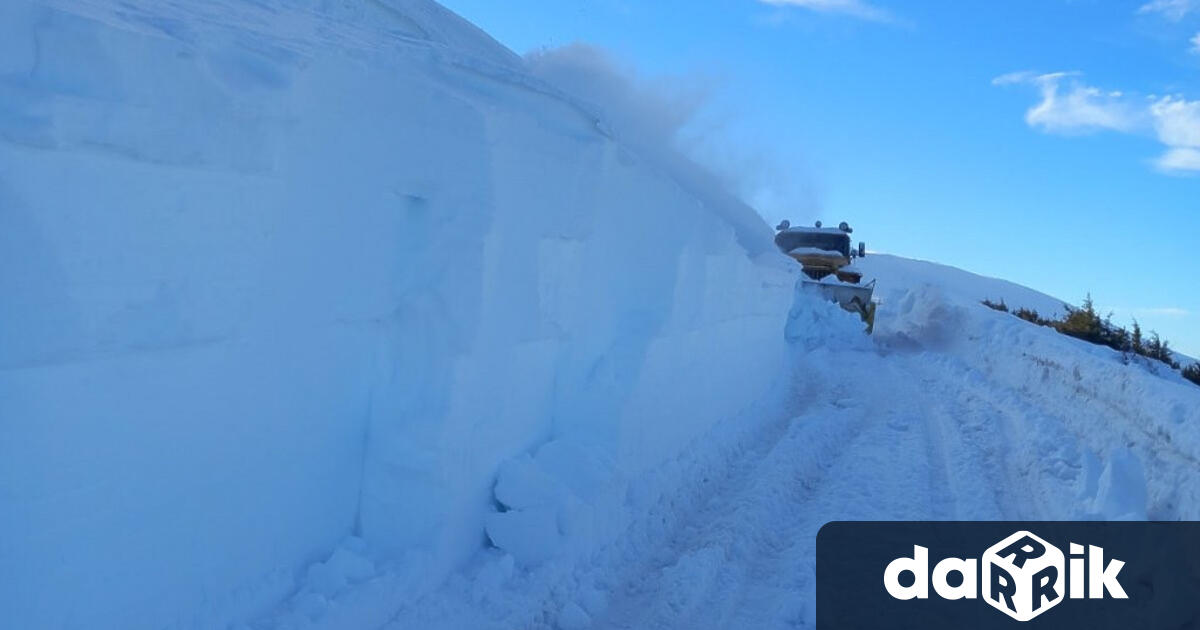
[774,220,877,333]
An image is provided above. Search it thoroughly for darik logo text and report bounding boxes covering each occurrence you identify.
[883,530,1128,621]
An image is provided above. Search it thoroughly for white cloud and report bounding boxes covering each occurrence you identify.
[1150,96,1200,171]
[995,72,1140,134]
[1151,96,1200,147]
[996,72,1200,173]
[760,0,894,22]
[1191,32,1200,54]
[1137,0,1198,21]
[1157,147,1200,171]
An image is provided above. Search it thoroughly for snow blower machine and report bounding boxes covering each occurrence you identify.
[774,220,877,333]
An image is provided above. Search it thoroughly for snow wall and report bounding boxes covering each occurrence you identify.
[0,1,794,628]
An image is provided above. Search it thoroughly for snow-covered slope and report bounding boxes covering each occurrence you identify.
[5,2,1200,630]
[0,2,791,629]
[863,253,1068,317]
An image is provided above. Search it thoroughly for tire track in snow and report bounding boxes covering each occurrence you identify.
[591,352,998,629]
[595,393,870,629]
[896,356,1023,520]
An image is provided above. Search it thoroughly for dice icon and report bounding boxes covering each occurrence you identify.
[981,530,1064,621]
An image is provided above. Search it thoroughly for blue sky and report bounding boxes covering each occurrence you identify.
[442,0,1200,357]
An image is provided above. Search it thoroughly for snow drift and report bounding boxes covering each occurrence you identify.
[0,1,792,628]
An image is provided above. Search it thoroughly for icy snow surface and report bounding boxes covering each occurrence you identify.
[3,2,1199,630]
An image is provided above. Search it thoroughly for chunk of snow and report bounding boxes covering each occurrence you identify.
[873,284,966,350]
[557,601,592,630]
[494,455,569,511]
[533,439,618,502]
[485,507,563,565]
[470,551,515,604]
[1088,448,1149,520]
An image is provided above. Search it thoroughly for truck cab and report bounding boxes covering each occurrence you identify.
[773,221,864,282]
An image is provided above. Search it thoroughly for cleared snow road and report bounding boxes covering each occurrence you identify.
[372,339,1084,630]
[589,348,1039,630]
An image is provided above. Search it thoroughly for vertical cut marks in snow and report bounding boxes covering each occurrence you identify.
[1,1,794,629]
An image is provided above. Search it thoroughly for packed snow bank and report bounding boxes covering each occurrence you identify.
[0,1,793,628]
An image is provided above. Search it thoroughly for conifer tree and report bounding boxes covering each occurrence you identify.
[1184,363,1200,387]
